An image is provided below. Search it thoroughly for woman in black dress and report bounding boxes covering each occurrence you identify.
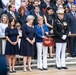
[5,18,19,73]
[20,15,35,72]
[44,7,54,58]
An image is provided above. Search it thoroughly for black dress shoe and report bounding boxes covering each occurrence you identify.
[50,56,54,58]
[70,55,75,57]
[43,68,48,70]
[13,70,16,73]
[49,55,54,58]
[9,71,13,73]
[62,67,68,69]
[71,56,75,57]
[74,55,76,57]
[38,68,43,71]
[56,67,62,70]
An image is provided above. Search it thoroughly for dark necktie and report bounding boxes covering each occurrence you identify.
[41,26,44,36]
[74,13,76,19]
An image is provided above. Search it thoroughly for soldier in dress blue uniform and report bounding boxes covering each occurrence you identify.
[53,9,69,70]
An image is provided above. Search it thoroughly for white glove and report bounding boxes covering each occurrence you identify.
[45,32,48,35]
[50,30,53,34]
[62,35,67,40]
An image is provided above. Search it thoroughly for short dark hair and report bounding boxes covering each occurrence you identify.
[33,0,38,4]
[8,4,12,10]
[34,6,40,9]
[8,4,15,11]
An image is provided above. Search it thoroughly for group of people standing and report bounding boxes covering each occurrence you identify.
[0,13,68,73]
[0,0,76,74]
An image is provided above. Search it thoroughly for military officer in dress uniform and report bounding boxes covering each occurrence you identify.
[53,9,69,70]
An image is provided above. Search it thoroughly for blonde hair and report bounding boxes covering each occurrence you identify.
[15,23,21,28]
[1,14,9,24]
[37,16,44,21]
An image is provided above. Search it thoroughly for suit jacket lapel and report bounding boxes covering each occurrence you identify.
[70,12,76,20]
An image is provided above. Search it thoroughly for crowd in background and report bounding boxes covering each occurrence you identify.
[0,0,76,74]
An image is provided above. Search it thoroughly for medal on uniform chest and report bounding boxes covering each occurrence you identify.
[57,20,67,33]
[62,22,67,33]
[63,22,67,29]
[63,22,67,26]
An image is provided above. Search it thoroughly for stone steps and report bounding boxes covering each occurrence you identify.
[15,53,76,69]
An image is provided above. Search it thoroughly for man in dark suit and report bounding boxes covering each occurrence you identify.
[28,0,39,12]
[6,4,18,22]
[37,0,47,11]
[30,6,43,26]
[3,2,11,15]
[53,0,62,12]
[44,0,54,8]
[28,0,46,13]
[66,0,73,10]
[67,4,76,57]
[51,0,56,5]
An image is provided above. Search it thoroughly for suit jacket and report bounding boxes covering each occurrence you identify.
[51,0,56,5]
[6,11,18,22]
[27,4,33,11]
[18,14,27,25]
[44,1,54,8]
[67,12,76,33]
[39,1,47,10]
[53,5,58,12]
[66,3,72,10]
[30,10,44,26]
[35,24,49,42]
[28,1,46,12]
